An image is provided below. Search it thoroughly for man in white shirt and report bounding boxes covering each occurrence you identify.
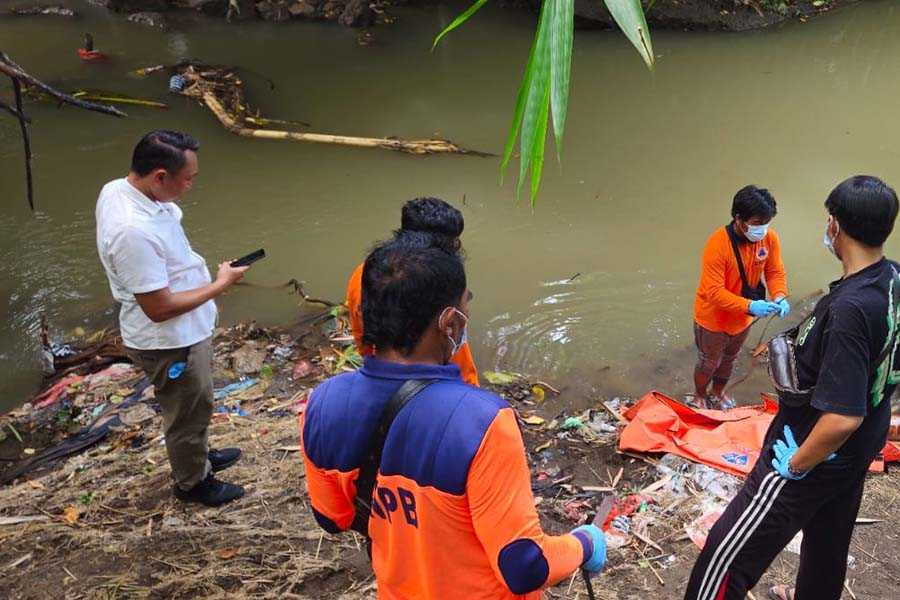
[96,130,251,506]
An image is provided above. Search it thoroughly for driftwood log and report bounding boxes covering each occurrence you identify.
[168,62,491,157]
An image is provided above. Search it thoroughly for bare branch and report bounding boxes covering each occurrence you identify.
[12,76,34,210]
[0,98,30,122]
[0,53,127,117]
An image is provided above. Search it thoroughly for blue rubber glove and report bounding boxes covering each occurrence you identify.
[573,524,607,574]
[775,298,791,319]
[771,425,835,480]
[749,300,779,318]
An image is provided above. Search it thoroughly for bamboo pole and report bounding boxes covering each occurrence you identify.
[202,92,490,156]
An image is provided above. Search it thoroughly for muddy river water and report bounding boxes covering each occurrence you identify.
[2,0,900,410]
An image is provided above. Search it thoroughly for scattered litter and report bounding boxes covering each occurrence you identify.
[610,515,631,534]
[685,506,725,549]
[231,342,268,375]
[522,415,545,426]
[214,378,258,400]
[560,416,583,430]
[656,455,742,501]
[119,404,156,426]
[292,358,314,379]
[214,405,250,418]
[271,346,293,361]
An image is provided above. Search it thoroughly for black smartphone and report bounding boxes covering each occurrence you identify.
[230,248,266,268]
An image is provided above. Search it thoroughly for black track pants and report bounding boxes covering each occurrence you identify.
[683,452,867,600]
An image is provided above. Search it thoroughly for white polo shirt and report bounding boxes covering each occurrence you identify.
[96,178,217,350]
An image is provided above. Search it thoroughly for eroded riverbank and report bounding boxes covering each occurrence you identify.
[9,0,862,32]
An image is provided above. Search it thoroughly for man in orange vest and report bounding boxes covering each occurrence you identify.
[693,186,790,408]
[346,197,479,386]
[303,237,606,599]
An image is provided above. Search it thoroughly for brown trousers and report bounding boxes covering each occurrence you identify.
[693,322,751,386]
[127,338,214,490]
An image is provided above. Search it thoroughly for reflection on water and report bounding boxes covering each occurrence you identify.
[2,0,900,410]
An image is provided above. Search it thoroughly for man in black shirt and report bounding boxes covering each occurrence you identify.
[683,175,900,600]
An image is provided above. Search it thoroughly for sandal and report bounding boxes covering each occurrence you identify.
[767,585,795,600]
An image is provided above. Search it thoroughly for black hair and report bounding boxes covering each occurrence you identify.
[391,228,464,259]
[825,175,899,248]
[130,130,199,177]
[361,236,466,356]
[731,185,777,222]
[400,197,464,239]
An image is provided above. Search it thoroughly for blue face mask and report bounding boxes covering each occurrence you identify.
[745,223,769,242]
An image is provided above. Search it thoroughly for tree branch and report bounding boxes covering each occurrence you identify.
[0,53,127,117]
[12,76,34,210]
[0,98,31,122]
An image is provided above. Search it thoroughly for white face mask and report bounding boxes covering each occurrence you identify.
[441,307,469,359]
[823,217,839,257]
[745,223,770,242]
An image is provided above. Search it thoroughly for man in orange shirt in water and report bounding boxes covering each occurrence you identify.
[693,186,790,409]
[303,237,606,599]
[346,197,479,386]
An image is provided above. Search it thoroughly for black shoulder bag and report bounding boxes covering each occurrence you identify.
[726,224,767,301]
[350,378,437,540]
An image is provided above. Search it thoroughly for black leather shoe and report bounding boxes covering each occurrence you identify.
[174,474,245,507]
[209,448,242,472]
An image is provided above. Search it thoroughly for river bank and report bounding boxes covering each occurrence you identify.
[9,0,862,31]
[1,311,898,599]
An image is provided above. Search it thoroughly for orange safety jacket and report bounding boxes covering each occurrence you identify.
[346,262,480,386]
[301,358,589,599]
[694,225,789,336]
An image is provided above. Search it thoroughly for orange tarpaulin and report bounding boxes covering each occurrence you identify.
[619,391,898,477]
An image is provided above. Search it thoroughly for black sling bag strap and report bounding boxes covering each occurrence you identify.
[726,224,767,301]
[350,378,438,539]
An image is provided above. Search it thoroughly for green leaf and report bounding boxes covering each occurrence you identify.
[499,17,541,184]
[431,0,491,51]
[549,0,574,157]
[603,0,655,69]
[516,0,553,200]
[528,77,551,205]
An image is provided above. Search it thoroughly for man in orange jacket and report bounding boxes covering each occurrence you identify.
[346,197,479,386]
[303,237,606,599]
[693,186,790,408]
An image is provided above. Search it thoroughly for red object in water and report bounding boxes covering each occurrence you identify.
[77,48,108,62]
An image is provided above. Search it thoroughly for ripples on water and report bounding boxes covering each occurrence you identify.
[482,271,685,377]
